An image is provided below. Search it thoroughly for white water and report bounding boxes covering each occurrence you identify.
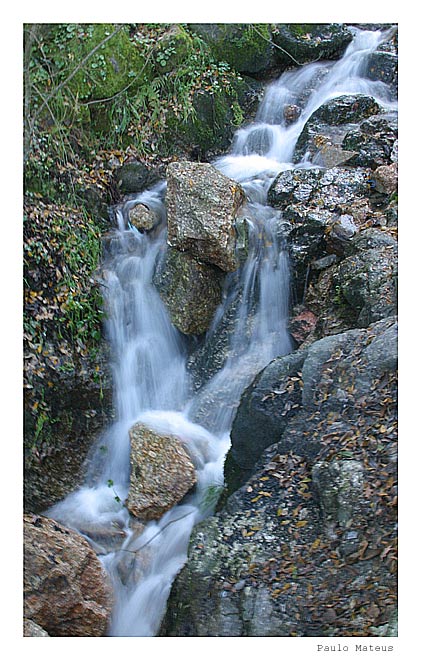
[46,27,396,636]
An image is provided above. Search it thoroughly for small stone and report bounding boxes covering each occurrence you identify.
[373,162,398,195]
[283,104,301,125]
[129,203,159,232]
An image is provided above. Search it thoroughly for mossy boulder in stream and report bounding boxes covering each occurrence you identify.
[153,247,224,336]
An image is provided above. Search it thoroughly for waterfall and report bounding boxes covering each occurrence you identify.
[46,27,396,636]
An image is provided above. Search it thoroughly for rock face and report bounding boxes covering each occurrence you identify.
[24,514,113,636]
[24,351,113,514]
[161,317,397,637]
[166,161,246,272]
[293,94,381,164]
[267,166,373,300]
[126,423,197,521]
[153,247,223,335]
[24,618,50,637]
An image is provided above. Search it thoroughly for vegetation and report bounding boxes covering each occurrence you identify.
[22,22,252,463]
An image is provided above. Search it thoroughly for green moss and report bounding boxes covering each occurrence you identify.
[189,23,273,75]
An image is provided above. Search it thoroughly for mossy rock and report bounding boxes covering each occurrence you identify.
[153,247,224,336]
[52,24,149,102]
[188,23,274,76]
[166,75,246,157]
[153,24,194,74]
[272,23,353,67]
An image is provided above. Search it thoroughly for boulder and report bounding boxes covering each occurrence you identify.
[126,423,197,521]
[128,203,160,232]
[153,247,223,335]
[24,514,113,636]
[161,318,397,637]
[294,94,381,163]
[114,161,158,194]
[166,161,246,272]
[272,24,353,67]
[226,350,307,490]
[343,113,398,169]
[188,24,274,76]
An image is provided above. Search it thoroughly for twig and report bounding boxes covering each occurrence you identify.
[251,25,322,67]
[118,510,196,555]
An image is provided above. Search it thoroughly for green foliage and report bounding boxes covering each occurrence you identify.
[199,484,225,514]
[24,201,104,362]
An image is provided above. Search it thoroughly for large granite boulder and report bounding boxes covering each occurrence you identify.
[126,423,197,521]
[161,317,397,637]
[24,514,113,636]
[166,161,246,272]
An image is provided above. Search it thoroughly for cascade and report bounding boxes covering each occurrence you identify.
[46,27,397,636]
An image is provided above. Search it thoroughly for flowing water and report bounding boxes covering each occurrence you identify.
[46,27,397,636]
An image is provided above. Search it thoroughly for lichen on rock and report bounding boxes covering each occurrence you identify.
[126,423,197,521]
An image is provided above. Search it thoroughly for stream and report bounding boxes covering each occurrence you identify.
[46,27,397,637]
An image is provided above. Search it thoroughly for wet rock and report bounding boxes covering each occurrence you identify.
[154,247,223,335]
[114,161,159,194]
[166,161,246,272]
[373,162,398,195]
[283,104,301,124]
[365,51,398,92]
[289,307,318,345]
[128,203,160,232]
[294,94,380,163]
[312,141,357,169]
[267,166,372,300]
[162,318,397,637]
[272,24,353,68]
[310,94,380,126]
[24,514,113,636]
[226,350,307,492]
[343,113,398,169]
[23,618,50,636]
[126,423,197,521]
